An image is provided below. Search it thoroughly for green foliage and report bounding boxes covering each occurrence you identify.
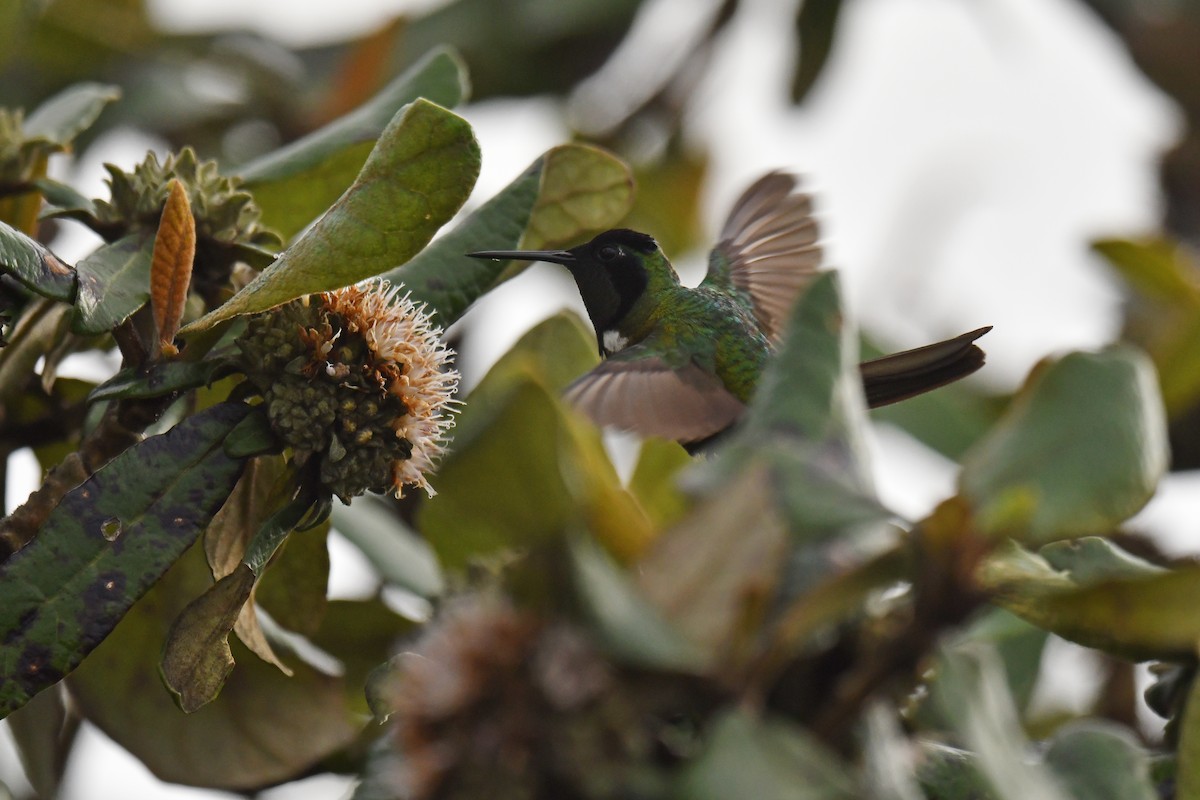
[0,12,1194,799]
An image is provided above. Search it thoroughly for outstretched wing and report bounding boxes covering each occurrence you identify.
[704,171,822,342]
[563,344,744,444]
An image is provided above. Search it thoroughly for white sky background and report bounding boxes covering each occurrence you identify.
[0,0,1191,796]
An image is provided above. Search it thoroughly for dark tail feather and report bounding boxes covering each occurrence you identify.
[859,326,991,408]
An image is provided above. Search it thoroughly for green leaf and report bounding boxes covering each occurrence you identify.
[569,536,704,671]
[930,645,1071,800]
[88,357,237,403]
[977,539,1200,661]
[418,377,580,570]
[0,218,76,301]
[960,348,1168,543]
[240,47,469,239]
[0,402,250,719]
[1044,722,1155,800]
[699,270,888,539]
[71,232,153,335]
[22,82,120,146]
[675,708,858,800]
[66,544,359,791]
[182,98,480,334]
[916,744,993,800]
[159,565,256,714]
[383,143,634,327]
[331,498,443,597]
[419,313,652,567]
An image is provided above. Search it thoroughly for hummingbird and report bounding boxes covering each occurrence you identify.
[469,172,989,449]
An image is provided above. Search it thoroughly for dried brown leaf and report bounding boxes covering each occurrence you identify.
[150,178,195,354]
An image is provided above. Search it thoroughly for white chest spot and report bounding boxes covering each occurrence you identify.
[602,330,628,354]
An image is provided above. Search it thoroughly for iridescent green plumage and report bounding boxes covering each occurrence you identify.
[469,172,989,447]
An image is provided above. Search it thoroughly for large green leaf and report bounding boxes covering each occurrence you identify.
[674,708,858,800]
[67,544,358,791]
[240,47,469,239]
[383,143,633,327]
[0,402,250,719]
[182,98,479,334]
[419,311,652,567]
[977,538,1200,661]
[0,218,76,301]
[959,348,1167,543]
[71,232,153,335]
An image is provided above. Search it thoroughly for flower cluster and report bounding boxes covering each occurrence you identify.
[237,279,458,500]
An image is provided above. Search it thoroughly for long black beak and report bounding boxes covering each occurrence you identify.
[467,249,575,265]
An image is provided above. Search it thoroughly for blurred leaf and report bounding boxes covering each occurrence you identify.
[960,348,1168,543]
[698,271,888,538]
[149,178,195,351]
[978,539,1200,661]
[331,497,443,597]
[930,645,1070,800]
[385,143,634,327]
[67,544,358,791]
[71,232,152,335]
[791,0,843,103]
[183,98,479,334]
[0,402,250,719]
[421,311,650,569]
[1178,672,1200,799]
[241,47,469,240]
[627,437,692,529]
[1095,237,1200,416]
[1094,237,1200,303]
[862,703,924,800]
[0,218,76,301]
[569,535,704,671]
[636,466,787,668]
[675,708,857,800]
[309,598,416,718]
[963,608,1048,713]
[22,81,119,145]
[1044,722,1155,800]
[5,686,77,800]
[754,543,909,681]
[420,378,573,569]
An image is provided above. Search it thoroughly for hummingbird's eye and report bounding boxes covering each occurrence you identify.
[597,245,620,262]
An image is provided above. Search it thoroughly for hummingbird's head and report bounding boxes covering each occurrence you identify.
[468,229,671,340]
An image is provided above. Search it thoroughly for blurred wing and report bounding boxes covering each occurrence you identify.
[707,171,822,342]
[564,348,745,444]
